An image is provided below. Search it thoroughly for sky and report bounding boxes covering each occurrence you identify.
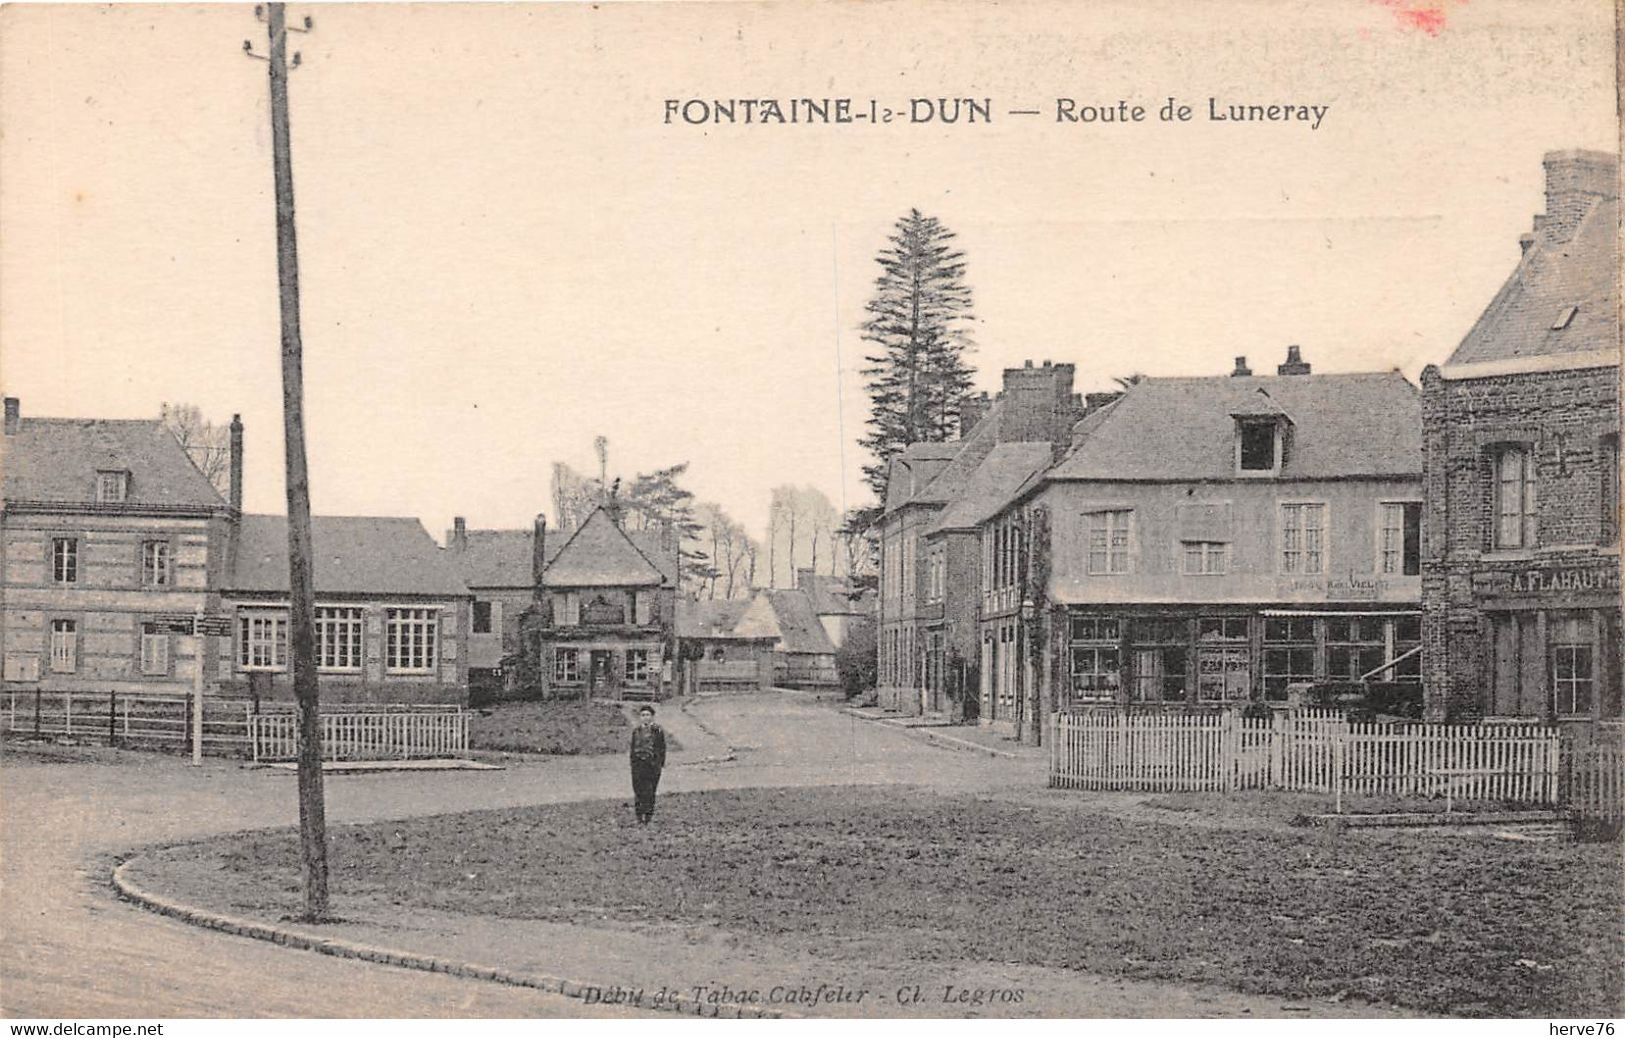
[0,0,1616,542]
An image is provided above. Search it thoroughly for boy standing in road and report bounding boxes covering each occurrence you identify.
[629,704,667,824]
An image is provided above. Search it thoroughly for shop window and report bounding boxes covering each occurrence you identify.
[1128,618,1188,703]
[1263,617,1316,701]
[1197,616,1250,702]
[1379,502,1422,576]
[1069,615,1121,643]
[1551,613,1596,716]
[1068,615,1121,704]
[1492,445,1538,550]
[1326,616,1387,682]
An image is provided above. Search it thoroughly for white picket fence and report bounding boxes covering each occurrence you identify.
[248,709,468,762]
[1050,709,1588,814]
[4,689,468,763]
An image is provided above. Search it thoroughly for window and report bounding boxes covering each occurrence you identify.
[1263,617,1316,702]
[1238,420,1279,472]
[1197,616,1251,702]
[1390,614,1422,684]
[625,649,650,683]
[1182,541,1228,575]
[316,606,364,671]
[1493,445,1537,549]
[1379,503,1422,576]
[1086,510,1132,575]
[141,541,172,587]
[472,601,493,634]
[52,538,78,583]
[1326,616,1387,682]
[49,619,77,673]
[385,608,438,673]
[554,647,580,683]
[1068,615,1121,703]
[237,610,288,671]
[634,591,653,626]
[96,470,129,504]
[555,592,580,626]
[1280,503,1326,574]
[925,551,946,603]
[1128,618,1188,702]
[140,626,169,676]
[1552,305,1579,331]
[1602,435,1620,545]
[1551,613,1595,716]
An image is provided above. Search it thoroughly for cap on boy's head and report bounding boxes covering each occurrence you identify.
[639,705,655,716]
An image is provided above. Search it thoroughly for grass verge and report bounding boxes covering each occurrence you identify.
[467,699,680,756]
[144,785,1621,1017]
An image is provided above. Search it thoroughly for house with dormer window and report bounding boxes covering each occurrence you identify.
[970,348,1425,737]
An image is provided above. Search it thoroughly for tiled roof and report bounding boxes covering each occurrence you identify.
[2,418,224,509]
[1450,155,1619,366]
[928,442,1055,534]
[761,589,836,655]
[796,570,865,615]
[675,598,775,640]
[541,506,666,588]
[447,529,555,588]
[229,514,470,596]
[1047,371,1421,482]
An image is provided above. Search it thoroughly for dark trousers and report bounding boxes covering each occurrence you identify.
[631,761,662,819]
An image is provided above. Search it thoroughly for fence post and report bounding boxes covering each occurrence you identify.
[108,691,117,747]
[1222,710,1238,793]
[1333,733,1345,814]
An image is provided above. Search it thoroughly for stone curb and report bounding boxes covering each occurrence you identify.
[841,707,1033,759]
[111,857,786,1020]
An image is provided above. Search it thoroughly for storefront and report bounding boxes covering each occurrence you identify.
[1471,560,1622,722]
[1058,606,1423,709]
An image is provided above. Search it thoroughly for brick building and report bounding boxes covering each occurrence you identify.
[0,398,237,696]
[518,502,680,700]
[976,350,1424,741]
[874,361,1087,715]
[1420,149,1621,723]
[445,518,556,698]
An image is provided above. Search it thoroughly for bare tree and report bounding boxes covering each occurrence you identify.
[768,484,843,585]
[160,403,231,498]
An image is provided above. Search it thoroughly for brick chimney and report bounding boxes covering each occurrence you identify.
[999,359,1080,446]
[1277,345,1311,376]
[1083,391,1123,414]
[3,397,18,435]
[958,391,993,437]
[228,414,244,512]
[1231,356,1252,377]
[531,514,548,598]
[451,516,468,551]
[1540,150,1617,240]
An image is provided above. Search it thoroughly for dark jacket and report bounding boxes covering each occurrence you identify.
[630,723,666,769]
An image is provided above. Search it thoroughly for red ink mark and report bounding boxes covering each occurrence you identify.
[1373,0,1462,36]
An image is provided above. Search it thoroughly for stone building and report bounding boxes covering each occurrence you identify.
[0,398,238,697]
[1420,149,1621,723]
[445,517,554,698]
[976,350,1425,741]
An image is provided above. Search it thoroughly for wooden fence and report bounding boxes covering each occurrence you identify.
[1049,710,1617,821]
[4,689,469,763]
[248,709,468,761]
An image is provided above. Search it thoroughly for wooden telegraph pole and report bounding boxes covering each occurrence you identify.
[252,2,328,921]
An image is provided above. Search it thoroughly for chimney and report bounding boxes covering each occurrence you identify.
[1084,391,1123,413]
[999,360,1078,447]
[451,516,468,551]
[1231,356,1252,377]
[3,397,18,435]
[958,390,993,437]
[531,514,548,598]
[1277,345,1311,376]
[1541,150,1618,239]
[228,414,244,511]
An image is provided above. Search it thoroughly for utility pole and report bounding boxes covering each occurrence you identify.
[250,2,327,921]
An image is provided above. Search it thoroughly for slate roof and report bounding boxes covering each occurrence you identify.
[883,441,964,512]
[540,506,666,588]
[1450,154,1619,366]
[910,399,1005,507]
[2,418,224,509]
[1046,371,1421,482]
[928,442,1055,534]
[229,514,470,596]
[796,571,865,615]
[761,589,837,655]
[447,529,557,588]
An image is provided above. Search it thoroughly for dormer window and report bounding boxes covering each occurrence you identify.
[96,469,129,504]
[1235,418,1287,475]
